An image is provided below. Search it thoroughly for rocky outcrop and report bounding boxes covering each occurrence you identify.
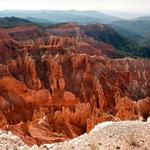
[7,26,40,41]
[0,29,21,51]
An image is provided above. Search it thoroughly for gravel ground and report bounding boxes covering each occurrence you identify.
[40,121,150,150]
[1,120,150,150]
[0,130,29,150]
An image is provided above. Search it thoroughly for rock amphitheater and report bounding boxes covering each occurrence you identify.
[0,23,149,149]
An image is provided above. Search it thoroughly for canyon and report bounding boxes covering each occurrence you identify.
[0,23,149,146]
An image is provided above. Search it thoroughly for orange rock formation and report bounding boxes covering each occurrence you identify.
[0,25,149,146]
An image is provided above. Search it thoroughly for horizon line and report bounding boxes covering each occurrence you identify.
[0,9,150,13]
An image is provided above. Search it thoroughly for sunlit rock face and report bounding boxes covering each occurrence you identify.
[0,24,149,146]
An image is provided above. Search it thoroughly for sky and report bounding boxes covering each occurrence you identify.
[0,0,150,17]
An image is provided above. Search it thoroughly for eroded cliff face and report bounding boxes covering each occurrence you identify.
[0,24,149,146]
[0,29,21,51]
[5,24,118,57]
[0,47,149,145]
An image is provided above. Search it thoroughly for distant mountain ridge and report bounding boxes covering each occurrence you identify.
[111,19,150,42]
[0,10,120,24]
[0,17,34,28]
[136,16,150,21]
[26,17,54,24]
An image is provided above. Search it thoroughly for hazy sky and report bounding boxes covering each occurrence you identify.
[0,0,150,13]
